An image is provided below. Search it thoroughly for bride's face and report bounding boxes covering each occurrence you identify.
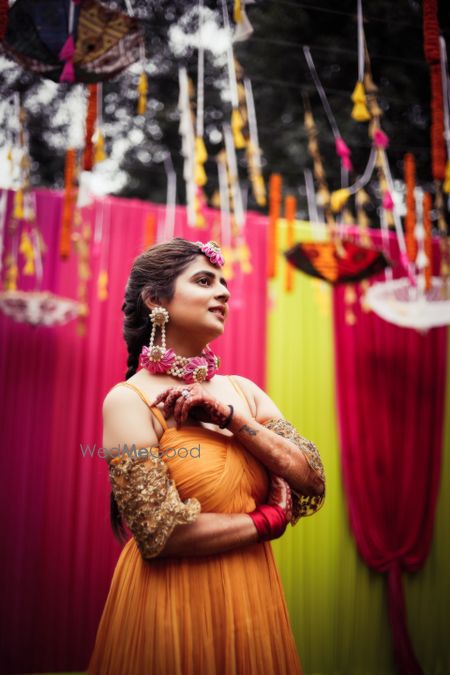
[164,256,231,339]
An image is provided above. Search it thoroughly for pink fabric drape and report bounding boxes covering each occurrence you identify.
[0,188,268,673]
[333,229,448,675]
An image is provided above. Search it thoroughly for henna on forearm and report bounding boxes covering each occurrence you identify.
[229,410,325,498]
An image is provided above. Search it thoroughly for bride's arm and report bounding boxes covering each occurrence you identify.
[228,377,325,499]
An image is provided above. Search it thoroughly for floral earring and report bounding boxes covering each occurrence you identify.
[139,306,176,373]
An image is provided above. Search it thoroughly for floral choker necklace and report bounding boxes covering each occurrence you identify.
[139,306,220,383]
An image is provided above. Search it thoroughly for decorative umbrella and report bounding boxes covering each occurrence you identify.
[285,239,389,285]
[0,289,86,326]
[0,0,144,83]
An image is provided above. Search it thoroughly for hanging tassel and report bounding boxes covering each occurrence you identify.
[382,190,394,211]
[137,70,148,116]
[98,269,109,301]
[404,153,417,264]
[423,191,433,291]
[233,0,241,23]
[231,108,246,149]
[284,195,296,292]
[330,188,351,213]
[13,189,24,219]
[4,254,19,291]
[351,81,371,122]
[83,84,97,171]
[444,160,450,194]
[19,230,35,276]
[0,0,9,40]
[335,137,353,171]
[94,129,107,165]
[143,212,156,249]
[60,148,76,259]
[268,173,282,278]
[194,136,208,187]
[59,35,76,84]
[373,128,390,149]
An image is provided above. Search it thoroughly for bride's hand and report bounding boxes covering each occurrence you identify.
[152,384,233,428]
[267,473,293,522]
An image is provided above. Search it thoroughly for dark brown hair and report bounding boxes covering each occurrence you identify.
[110,238,207,541]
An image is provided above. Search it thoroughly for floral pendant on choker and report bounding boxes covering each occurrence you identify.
[139,344,221,383]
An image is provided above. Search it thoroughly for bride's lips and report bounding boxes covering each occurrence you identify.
[208,306,226,321]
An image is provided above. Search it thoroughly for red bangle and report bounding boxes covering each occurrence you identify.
[248,504,288,542]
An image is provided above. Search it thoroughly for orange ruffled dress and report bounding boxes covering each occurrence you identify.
[87,379,302,675]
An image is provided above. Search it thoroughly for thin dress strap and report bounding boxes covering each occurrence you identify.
[227,376,255,419]
[112,382,168,431]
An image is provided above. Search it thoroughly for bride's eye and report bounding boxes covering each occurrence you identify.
[197,277,210,286]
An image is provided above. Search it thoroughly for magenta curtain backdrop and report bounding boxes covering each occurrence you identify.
[0,188,268,674]
[333,229,448,675]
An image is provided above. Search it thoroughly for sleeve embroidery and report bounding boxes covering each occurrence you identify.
[262,418,325,525]
[108,450,201,559]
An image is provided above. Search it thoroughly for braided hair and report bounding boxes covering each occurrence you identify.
[110,238,207,541]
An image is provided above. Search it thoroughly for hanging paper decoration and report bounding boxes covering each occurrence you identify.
[19,230,35,276]
[404,153,418,264]
[268,173,282,278]
[60,148,77,259]
[0,0,144,83]
[178,68,196,228]
[351,0,371,122]
[233,0,254,42]
[222,0,247,151]
[223,123,245,233]
[423,0,446,181]
[284,195,296,292]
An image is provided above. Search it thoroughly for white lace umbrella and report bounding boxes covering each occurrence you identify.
[0,290,85,326]
[365,277,450,330]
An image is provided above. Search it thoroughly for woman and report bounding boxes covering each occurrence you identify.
[87,238,325,675]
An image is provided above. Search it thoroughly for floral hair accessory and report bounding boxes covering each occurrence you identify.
[195,240,225,267]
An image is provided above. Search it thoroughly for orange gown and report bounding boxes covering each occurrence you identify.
[87,378,302,675]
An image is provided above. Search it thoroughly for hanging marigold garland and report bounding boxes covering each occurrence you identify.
[284,195,296,292]
[268,173,282,278]
[404,153,417,264]
[83,84,97,171]
[59,148,77,259]
[423,191,433,291]
[143,212,156,249]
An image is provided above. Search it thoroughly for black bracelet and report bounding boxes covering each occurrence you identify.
[219,404,234,429]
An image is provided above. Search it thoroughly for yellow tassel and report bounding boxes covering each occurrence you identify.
[233,0,241,23]
[330,188,351,213]
[137,71,148,116]
[98,269,109,301]
[220,246,234,281]
[94,130,107,164]
[236,242,252,274]
[195,136,208,164]
[351,81,371,122]
[195,162,207,187]
[443,159,450,194]
[19,231,35,276]
[13,189,24,219]
[231,108,246,149]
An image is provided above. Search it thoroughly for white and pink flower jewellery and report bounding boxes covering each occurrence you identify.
[138,241,224,383]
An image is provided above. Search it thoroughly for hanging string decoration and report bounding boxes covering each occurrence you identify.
[351,0,370,122]
[284,195,296,292]
[268,173,282,278]
[60,148,77,259]
[404,153,418,264]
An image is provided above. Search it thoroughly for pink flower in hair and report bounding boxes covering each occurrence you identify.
[195,241,225,267]
[184,357,210,383]
[139,345,176,373]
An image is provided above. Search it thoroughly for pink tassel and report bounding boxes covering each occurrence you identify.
[335,136,353,171]
[373,128,389,149]
[382,190,394,211]
[59,35,75,61]
[60,60,75,83]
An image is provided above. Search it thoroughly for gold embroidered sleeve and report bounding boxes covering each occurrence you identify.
[262,418,325,525]
[108,449,201,559]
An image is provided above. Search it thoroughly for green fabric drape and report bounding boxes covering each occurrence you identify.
[268,220,450,675]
